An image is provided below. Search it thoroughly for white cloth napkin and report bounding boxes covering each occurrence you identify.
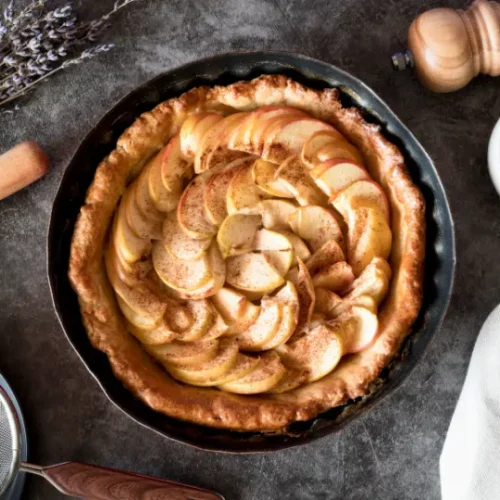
[440,304,500,500]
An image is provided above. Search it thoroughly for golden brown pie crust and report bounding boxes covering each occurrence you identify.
[69,75,425,432]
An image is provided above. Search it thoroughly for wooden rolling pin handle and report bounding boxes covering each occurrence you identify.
[0,141,50,200]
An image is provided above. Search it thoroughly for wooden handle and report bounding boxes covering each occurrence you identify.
[41,462,224,500]
[0,141,50,200]
[406,0,500,92]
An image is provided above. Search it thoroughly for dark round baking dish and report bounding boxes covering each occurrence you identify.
[47,51,455,453]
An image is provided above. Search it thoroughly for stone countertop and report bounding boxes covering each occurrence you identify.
[0,0,499,499]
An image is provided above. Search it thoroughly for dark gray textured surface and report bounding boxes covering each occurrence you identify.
[0,0,499,499]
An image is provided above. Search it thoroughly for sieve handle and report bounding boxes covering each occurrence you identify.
[26,461,223,500]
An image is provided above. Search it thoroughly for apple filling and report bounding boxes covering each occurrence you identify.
[105,106,393,394]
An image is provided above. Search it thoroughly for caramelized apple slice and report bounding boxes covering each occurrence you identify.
[277,323,343,382]
[117,295,160,331]
[258,282,300,350]
[313,160,369,198]
[341,257,392,305]
[328,306,378,353]
[175,299,214,342]
[288,205,344,252]
[295,259,315,331]
[237,301,284,351]
[147,151,183,213]
[177,167,221,239]
[347,207,392,276]
[218,352,285,394]
[332,179,390,222]
[276,156,327,206]
[195,112,249,173]
[314,288,342,316]
[281,231,311,265]
[251,158,293,198]
[331,294,378,317]
[301,129,363,168]
[166,338,239,384]
[305,239,345,275]
[126,317,178,345]
[125,179,162,240]
[259,199,298,231]
[217,213,262,258]
[197,310,230,341]
[204,157,255,225]
[262,118,333,164]
[226,252,284,293]
[147,338,219,367]
[112,194,152,263]
[179,112,223,159]
[211,287,261,335]
[312,261,354,293]
[226,163,269,215]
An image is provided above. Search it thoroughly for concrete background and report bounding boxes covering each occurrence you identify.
[0,0,499,498]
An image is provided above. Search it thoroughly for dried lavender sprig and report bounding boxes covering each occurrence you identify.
[0,43,114,107]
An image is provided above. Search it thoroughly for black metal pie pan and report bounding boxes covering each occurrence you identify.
[47,51,455,453]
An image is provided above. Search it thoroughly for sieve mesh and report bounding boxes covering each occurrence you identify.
[0,389,17,494]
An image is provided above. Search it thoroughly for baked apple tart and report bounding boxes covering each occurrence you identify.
[69,75,425,432]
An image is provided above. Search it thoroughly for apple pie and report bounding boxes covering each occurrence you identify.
[69,75,425,432]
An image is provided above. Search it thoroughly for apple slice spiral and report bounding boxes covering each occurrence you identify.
[105,106,394,394]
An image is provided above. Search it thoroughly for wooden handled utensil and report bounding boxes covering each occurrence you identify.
[0,141,50,200]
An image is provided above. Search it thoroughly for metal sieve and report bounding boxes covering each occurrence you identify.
[0,386,223,499]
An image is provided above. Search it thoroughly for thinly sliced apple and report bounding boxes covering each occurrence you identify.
[174,299,214,342]
[331,294,377,317]
[313,160,369,198]
[347,207,392,276]
[226,252,284,293]
[195,112,249,173]
[258,282,299,350]
[175,352,259,387]
[284,266,298,287]
[296,259,315,331]
[159,134,193,193]
[147,338,219,367]
[314,288,343,316]
[204,157,255,225]
[342,257,391,305]
[262,118,333,164]
[277,323,343,382]
[125,179,162,240]
[217,213,262,258]
[162,212,211,261]
[106,248,166,323]
[107,237,149,287]
[147,151,183,213]
[218,351,286,394]
[237,301,284,351]
[166,338,239,384]
[197,310,230,341]
[288,205,344,252]
[301,129,363,168]
[267,368,307,393]
[179,112,223,159]
[252,228,294,275]
[226,163,269,215]
[113,194,152,263]
[328,306,378,353]
[301,129,344,168]
[251,158,293,198]
[305,239,345,275]
[281,231,311,265]
[332,179,390,222]
[153,241,212,292]
[172,243,226,300]
[134,163,165,222]
[126,318,178,345]
[259,199,298,231]
[211,288,261,335]
[177,167,220,239]
[275,156,328,206]
[117,296,160,331]
[312,261,354,293]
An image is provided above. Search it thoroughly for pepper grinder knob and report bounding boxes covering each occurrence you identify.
[391,0,500,92]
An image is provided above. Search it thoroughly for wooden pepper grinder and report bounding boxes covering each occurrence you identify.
[392,0,500,92]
